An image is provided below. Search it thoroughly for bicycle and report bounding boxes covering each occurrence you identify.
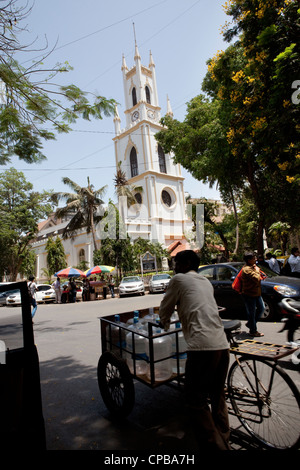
[225,320,300,450]
[97,308,300,451]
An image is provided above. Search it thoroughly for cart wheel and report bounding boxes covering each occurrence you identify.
[97,351,135,418]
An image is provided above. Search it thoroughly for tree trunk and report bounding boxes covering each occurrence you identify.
[247,160,265,256]
[90,207,98,252]
[230,188,239,254]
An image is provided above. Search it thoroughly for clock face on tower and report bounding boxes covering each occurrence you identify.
[131,111,139,122]
[147,110,155,119]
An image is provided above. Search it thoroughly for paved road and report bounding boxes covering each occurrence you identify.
[11,295,298,452]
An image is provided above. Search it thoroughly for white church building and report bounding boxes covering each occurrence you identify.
[31,46,192,280]
[113,44,192,245]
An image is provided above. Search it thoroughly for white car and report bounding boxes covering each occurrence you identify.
[118,276,145,297]
[149,273,172,293]
[6,284,56,305]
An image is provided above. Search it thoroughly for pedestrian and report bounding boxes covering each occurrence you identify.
[52,277,62,303]
[265,253,281,275]
[68,278,77,303]
[288,247,300,278]
[108,275,115,298]
[82,278,90,301]
[28,275,38,322]
[241,252,265,337]
[159,250,231,451]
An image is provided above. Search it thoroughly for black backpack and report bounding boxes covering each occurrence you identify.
[28,282,33,298]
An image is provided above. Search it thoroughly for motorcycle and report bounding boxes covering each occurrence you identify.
[278,298,300,366]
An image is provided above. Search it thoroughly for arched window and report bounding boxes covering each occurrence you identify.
[79,248,85,263]
[145,86,151,104]
[134,192,142,205]
[158,145,167,173]
[132,87,137,106]
[130,147,138,177]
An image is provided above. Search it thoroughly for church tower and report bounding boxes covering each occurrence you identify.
[113,44,192,247]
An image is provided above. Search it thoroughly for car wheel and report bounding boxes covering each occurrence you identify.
[261,298,275,321]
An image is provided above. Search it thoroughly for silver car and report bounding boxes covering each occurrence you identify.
[118,276,145,297]
[149,273,172,293]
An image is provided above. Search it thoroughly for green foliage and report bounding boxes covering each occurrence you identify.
[156,0,299,254]
[0,167,53,280]
[0,2,116,164]
[132,237,169,271]
[46,236,67,276]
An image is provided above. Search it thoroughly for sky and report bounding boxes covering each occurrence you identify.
[2,0,230,205]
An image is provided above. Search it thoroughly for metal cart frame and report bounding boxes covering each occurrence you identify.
[97,307,300,450]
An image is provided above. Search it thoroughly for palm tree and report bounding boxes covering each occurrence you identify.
[114,162,143,221]
[51,177,107,251]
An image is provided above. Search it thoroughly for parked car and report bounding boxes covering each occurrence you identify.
[149,273,172,293]
[118,276,145,297]
[197,262,300,321]
[6,284,56,305]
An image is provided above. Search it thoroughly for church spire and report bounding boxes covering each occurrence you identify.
[133,22,141,61]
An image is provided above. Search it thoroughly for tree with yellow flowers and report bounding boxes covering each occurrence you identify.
[156,0,299,255]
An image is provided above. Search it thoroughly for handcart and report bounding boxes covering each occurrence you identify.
[97,307,300,450]
[97,307,185,418]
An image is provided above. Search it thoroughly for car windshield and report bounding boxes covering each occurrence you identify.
[0,289,19,297]
[7,290,20,296]
[121,277,140,283]
[153,274,170,280]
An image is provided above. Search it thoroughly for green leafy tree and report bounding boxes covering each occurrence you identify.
[268,221,291,254]
[132,237,169,271]
[93,201,135,279]
[19,248,36,279]
[45,236,67,276]
[212,1,299,249]
[0,167,53,280]
[156,1,300,255]
[51,177,107,251]
[0,0,116,164]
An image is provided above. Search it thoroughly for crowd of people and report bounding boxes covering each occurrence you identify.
[259,247,300,278]
[51,274,116,304]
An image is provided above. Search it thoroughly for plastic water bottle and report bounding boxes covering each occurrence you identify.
[106,314,126,353]
[126,310,140,326]
[147,327,172,382]
[126,317,148,376]
[171,322,187,374]
[168,311,179,331]
[141,307,160,330]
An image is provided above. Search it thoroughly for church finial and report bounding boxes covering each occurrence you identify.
[149,50,155,68]
[121,54,128,72]
[166,95,173,117]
